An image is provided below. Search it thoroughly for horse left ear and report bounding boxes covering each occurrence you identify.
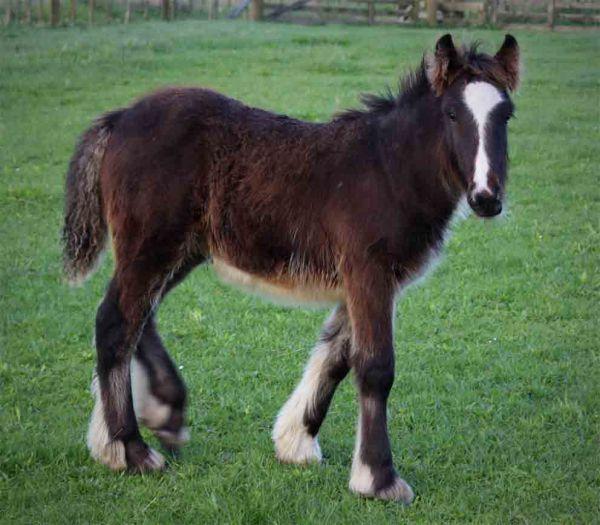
[495,34,520,91]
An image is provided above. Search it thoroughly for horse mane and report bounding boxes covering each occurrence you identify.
[334,63,429,121]
[335,42,508,122]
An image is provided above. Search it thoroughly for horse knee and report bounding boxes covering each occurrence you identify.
[355,351,395,398]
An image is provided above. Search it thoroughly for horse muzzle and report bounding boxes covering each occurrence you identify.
[468,191,503,218]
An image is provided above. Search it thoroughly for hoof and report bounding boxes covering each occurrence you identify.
[89,439,127,471]
[155,426,190,453]
[272,398,323,465]
[126,442,166,473]
[349,463,414,504]
[374,476,414,504]
[87,374,127,471]
[273,427,322,464]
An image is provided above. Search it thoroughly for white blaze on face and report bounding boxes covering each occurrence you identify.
[463,81,504,194]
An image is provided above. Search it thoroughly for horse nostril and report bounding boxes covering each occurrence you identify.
[474,191,494,207]
[490,199,502,215]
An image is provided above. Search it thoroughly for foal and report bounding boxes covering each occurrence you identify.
[63,34,520,502]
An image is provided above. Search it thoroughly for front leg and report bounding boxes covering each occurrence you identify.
[345,270,414,504]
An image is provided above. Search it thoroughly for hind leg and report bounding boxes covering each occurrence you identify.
[131,256,204,451]
[87,256,178,472]
[132,320,189,452]
[273,305,351,464]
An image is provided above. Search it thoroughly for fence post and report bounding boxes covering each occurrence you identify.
[479,0,486,24]
[367,0,374,24]
[124,0,131,22]
[3,0,13,25]
[489,0,498,26]
[25,0,32,23]
[50,0,60,25]
[70,0,76,21]
[208,0,218,19]
[250,0,262,20]
[162,0,171,19]
[547,0,555,28]
[88,0,94,24]
[38,0,45,23]
[410,0,419,23]
[426,0,436,25]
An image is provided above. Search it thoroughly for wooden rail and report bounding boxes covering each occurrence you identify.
[2,0,599,27]
[265,0,600,27]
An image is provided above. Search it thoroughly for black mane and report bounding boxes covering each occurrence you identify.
[335,42,497,122]
[334,60,430,121]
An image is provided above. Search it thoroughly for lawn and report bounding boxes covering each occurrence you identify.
[0,19,598,524]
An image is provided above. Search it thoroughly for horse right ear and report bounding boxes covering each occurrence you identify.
[426,34,462,96]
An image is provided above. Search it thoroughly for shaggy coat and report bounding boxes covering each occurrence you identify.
[63,34,520,502]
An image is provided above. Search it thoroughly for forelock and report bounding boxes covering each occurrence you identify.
[461,45,513,92]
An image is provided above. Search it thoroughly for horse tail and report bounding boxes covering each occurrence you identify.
[62,109,122,285]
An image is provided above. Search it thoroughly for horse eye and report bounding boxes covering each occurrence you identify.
[448,110,457,121]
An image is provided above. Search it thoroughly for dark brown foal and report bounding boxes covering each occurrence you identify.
[64,34,520,501]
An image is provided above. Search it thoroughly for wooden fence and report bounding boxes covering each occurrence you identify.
[258,0,600,26]
[2,0,599,26]
[1,0,229,25]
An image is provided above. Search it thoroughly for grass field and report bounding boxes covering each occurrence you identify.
[1,20,599,524]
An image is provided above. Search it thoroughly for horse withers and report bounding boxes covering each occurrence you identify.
[63,34,520,502]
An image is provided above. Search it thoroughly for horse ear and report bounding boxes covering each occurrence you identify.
[426,34,462,96]
[495,34,520,91]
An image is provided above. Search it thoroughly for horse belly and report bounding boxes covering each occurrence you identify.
[212,257,343,306]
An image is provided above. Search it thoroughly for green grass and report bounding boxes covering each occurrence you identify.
[1,20,599,524]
